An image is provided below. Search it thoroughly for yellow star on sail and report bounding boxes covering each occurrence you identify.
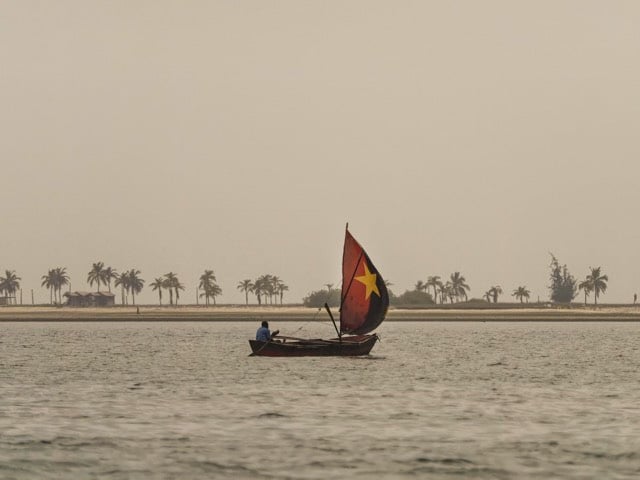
[355,261,380,300]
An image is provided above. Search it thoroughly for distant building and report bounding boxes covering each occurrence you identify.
[64,291,116,307]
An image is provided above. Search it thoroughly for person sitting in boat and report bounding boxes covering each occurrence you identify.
[256,321,279,342]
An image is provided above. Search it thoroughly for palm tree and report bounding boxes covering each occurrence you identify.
[488,285,503,303]
[163,272,184,305]
[41,269,55,304]
[414,280,427,293]
[444,282,456,304]
[103,266,118,293]
[254,275,273,305]
[163,272,178,305]
[578,278,592,306]
[174,279,185,305]
[114,272,129,305]
[270,276,282,305]
[483,290,492,303]
[578,280,591,306]
[437,282,448,304]
[199,270,217,306]
[53,267,70,304]
[124,269,144,305]
[584,267,609,305]
[261,274,274,304]
[200,283,222,305]
[426,276,441,303]
[0,270,21,304]
[449,272,470,302]
[512,286,531,303]
[150,277,165,305]
[237,279,254,305]
[87,262,105,292]
[276,281,289,305]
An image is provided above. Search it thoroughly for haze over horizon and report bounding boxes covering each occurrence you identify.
[1,1,639,305]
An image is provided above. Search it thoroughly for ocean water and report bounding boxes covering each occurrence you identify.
[1,321,639,479]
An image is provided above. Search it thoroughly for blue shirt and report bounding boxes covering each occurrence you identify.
[256,326,271,342]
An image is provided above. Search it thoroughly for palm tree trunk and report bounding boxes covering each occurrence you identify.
[245,291,248,305]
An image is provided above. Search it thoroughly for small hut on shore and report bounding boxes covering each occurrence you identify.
[64,291,115,307]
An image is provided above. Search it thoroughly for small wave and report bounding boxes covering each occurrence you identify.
[390,412,419,420]
[257,412,288,418]
[579,450,639,460]
[416,457,474,465]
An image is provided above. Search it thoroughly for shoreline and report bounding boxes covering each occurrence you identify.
[1,305,640,322]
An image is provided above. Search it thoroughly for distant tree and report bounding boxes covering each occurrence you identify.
[437,282,448,304]
[200,283,222,305]
[254,275,274,305]
[87,262,105,292]
[483,291,492,303]
[163,272,178,305]
[394,289,434,307]
[276,281,289,305]
[0,270,21,304]
[578,278,592,306]
[426,276,441,303]
[512,286,530,303]
[548,254,577,303]
[114,271,130,305]
[126,269,144,305]
[150,277,165,305]
[173,278,185,305]
[237,279,254,305]
[488,285,503,303]
[263,274,275,304]
[414,280,427,293]
[41,269,55,304]
[103,266,118,293]
[199,270,218,306]
[449,272,470,302]
[583,267,608,305]
[270,275,282,304]
[303,288,341,308]
[55,267,71,304]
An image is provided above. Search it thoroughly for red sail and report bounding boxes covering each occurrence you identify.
[340,229,389,335]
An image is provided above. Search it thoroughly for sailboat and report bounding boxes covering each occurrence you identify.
[249,225,389,357]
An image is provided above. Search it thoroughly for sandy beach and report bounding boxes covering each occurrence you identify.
[1,305,640,322]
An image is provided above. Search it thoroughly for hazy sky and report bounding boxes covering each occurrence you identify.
[1,1,639,304]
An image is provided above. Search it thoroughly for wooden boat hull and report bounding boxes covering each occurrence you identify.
[249,334,378,357]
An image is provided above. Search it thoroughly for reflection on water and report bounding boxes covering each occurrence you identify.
[1,321,640,479]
